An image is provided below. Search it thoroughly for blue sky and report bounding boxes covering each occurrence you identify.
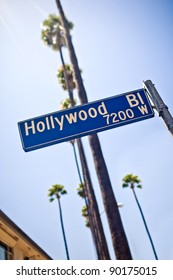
[1,0,173,260]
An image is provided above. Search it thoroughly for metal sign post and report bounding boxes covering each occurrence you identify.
[143,80,173,136]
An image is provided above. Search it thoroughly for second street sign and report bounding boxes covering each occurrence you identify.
[18,89,154,152]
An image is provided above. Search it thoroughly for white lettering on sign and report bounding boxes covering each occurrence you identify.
[45,117,51,130]
[88,107,97,118]
[126,92,145,107]
[78,110,88,121]
[37,121,45,132]
[103,108,135,125]
[98,102,108,115]
[65,112,77,124]
[54,116,64,130]
[25,121,36,136]
[138,105,148,115]
[23,94,152,140]
[24,101,108,136]
[103,99,149,125]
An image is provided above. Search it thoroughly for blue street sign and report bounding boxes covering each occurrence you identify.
[18,89,154,152]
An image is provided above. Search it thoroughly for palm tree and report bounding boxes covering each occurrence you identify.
[122,174,158,260]
[41,14,73,51]
[41,14,74,105]
[77,183,90,228]
[81,205,90,228]
[48,184,70,260]
[57,64,110,260]
[57,64,77,91]
[54,0,132,260]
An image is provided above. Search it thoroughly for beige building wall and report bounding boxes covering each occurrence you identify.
[0,210,52,260]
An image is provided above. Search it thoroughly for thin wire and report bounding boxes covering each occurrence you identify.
[0,14,23,55]
[31,0,47,17]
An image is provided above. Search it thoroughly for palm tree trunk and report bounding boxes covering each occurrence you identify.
[89,134,132,259]
[57,196,70,260]
[59,44,110,259]
[71,141,83,183]
[77,138,110,260]
[55,1,88,104]
[55,0,132,259]
[132,188,158,260]
[71,141,102,259]
[59,46,74,104]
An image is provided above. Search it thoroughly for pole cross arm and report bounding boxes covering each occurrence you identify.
[143,80,173,136]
